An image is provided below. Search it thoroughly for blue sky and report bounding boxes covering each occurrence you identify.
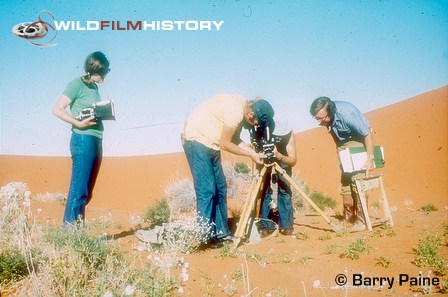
[0,0,447,156]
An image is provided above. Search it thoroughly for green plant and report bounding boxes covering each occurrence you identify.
[375,256,391,268]
[324,243,338,255]
[231,269,244,282]
[234,162,250,174]
[439,278,448,294]
[309,191,337,211]
[143,198,171,226]
[372,222,396,237]
[0,182,182,297]
[45,226,112,271]
[297,256,313,264]
[162,215,212,253]
[200,273,215,296]
[414,234,446,275]
[268,251,293,264]
[340,237,372,260]
[318,233,332,241]
[295,231,310,240]
[132,264,178,297]
[218,244,240,259]
[0,249,29,284]
[246,251,267,267]
[419,204,438,212]
[219,274,238,296]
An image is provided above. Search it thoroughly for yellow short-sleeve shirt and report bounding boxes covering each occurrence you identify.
[184,93,246,150]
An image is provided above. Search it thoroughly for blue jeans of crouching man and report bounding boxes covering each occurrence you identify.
[63,132,102,224]
[258,171,294,230]
[182,140,231,242]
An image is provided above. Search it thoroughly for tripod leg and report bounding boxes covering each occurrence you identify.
[273,163,342,233]
[233,174,258,239]
[233,166,268,248]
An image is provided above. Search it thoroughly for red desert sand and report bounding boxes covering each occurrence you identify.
[1,86,447,296]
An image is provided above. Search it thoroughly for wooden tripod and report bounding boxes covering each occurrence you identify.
[233,162,342,248]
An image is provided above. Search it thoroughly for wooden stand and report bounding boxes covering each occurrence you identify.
[354,175,393,231]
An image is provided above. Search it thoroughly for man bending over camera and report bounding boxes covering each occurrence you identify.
[182,94,274,247]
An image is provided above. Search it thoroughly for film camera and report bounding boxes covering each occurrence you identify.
[250,125,280,164]
[76,100,116,121]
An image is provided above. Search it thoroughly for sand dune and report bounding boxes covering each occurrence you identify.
[1,86,447,213]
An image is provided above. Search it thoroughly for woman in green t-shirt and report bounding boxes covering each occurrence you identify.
[52,51,110,225]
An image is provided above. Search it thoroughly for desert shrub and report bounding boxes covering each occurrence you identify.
[440,278,448,294]
[14,224,179,297]
[324,243,338,255]
[0,182,33,248]
[0,249,29,285]
[414,234,447,276]
[309,190,337,211]
[318,233,332,241]
[132,264,178,296]
[371,222,396,237]
[223,162,252,202]
[33,192,67,204]
[161,215,213,253]
[290,179,337,212]
[0,182,42,287]
[144,198,171,226]
[218,244,240,259]
[340,237,372,260]
[268,251,294,264]
[290,177,309,210]
[419,204,438,212]
[234,162,250,174]
[295,231,310,240]
[164,178,196,214]
[164,163,252,217]
[0,182,180,296]
[45,226,113,272]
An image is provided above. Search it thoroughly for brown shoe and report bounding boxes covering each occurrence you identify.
[280,228,294,236]
[259,229,274,238]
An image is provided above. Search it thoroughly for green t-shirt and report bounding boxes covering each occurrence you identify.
[63,77,104,138]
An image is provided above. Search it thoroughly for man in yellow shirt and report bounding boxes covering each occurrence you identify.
[182,94,274,247]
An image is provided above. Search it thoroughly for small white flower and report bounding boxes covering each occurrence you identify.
[313,280,321,288]
[103,291,113,297]
[124,284,135,296]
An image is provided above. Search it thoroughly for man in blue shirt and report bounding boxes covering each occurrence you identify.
[309,97,375,232]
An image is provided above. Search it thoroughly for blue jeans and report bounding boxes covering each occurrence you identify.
[63,132,102,224]
[183,140,231,241]
[259,171,294,230]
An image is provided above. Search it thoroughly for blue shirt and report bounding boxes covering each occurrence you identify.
[330,101,370,145]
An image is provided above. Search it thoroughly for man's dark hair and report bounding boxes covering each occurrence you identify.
[309,96,336,117]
